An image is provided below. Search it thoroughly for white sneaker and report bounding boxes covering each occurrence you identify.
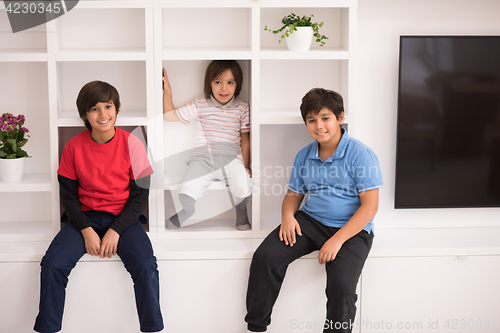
[166,218,179,230]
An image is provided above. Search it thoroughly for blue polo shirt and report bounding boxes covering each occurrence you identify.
[288,129,383,233]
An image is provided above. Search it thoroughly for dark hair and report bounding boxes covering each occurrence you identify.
[76,81,121,130]
[300,88,344,123]
[204,60,243,99]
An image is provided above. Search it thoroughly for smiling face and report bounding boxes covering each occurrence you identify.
[83,100,118,143]
[211,69,237,105]
[305,107,344,147]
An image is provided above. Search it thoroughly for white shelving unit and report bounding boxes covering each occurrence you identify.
[0,0,357,242]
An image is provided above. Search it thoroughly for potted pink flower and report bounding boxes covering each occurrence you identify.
[0,113,31,182]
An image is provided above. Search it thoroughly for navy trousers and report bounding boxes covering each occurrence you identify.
[245,211,373,333]
[34,211,164,333]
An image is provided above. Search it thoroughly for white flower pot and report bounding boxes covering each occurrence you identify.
[285,26,314,51]
[0,157,25,182]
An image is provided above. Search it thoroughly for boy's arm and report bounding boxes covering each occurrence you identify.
[279,190,305,246]
[317,188,379,265]
[241,131,251,175]
[162,67,180,122]
[58,174,101,256]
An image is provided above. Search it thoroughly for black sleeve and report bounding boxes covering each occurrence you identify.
[109,175,150,235]
[58,174,90,231]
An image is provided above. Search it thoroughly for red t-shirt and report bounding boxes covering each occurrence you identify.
[58,128,153,215]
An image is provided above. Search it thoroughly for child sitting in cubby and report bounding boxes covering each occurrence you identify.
[245,88,383,333]
[162,60,252,231]
[34,81,163,333]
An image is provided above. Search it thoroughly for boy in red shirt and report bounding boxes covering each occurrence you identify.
[34,81,163,333]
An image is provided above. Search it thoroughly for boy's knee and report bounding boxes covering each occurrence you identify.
[326,277,357,299]
[40,254,70,275]
[251,244,278,268]
[122,252,158,277]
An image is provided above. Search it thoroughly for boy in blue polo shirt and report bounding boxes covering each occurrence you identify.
[245,88,383,333]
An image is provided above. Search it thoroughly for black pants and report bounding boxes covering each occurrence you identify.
[245,211,373,332]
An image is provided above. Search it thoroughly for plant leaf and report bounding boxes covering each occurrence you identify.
[16,149,29,158]
[6,138,17,152]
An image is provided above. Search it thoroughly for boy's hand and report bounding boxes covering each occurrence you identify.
[279,215,302,246]
[100,229,120,258]
[318,236,343,265]
[162,68,178,117]
[81,227,101,256]
[162,68,172,95]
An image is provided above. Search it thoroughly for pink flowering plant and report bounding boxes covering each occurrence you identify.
[0,113,31,159]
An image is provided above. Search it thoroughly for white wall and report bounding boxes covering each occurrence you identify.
[356,0,500,230]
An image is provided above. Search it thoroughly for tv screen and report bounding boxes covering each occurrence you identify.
[395,36,500,208]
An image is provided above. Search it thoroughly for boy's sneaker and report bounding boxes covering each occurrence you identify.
[237,223,251,231]
[166,218,179,230]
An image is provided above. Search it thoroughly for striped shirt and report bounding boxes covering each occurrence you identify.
[175,96,250,158]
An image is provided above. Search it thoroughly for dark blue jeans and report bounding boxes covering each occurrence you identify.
[245,211,373,333]
[34,211,164,333]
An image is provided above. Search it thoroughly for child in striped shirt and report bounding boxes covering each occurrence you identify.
[163,60,252,230]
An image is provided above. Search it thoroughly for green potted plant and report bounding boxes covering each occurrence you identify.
[0,113,30,182]
[264,13,328,51]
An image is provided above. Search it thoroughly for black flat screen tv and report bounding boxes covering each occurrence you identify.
[395,36,500,208]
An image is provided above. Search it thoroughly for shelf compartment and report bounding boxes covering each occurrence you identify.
[0,62,51,175]
[164,188,237,231]
[161,8,251,51]
[260,7,345,51]
[0,173,52,192]
[56,61,147,120]
[161,60,251,109]
[259,124,313,231]
[0,10,47,54]
[55,8,146,53]
[0,221,53,241]
[0,192,53,241]
[260,60,342,110]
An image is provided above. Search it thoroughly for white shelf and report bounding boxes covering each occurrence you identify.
[260,110,303,125]
[260,48,349,60]
[0,221,53,242]
[166,182,228,191]
[258,0,357,7]
[153,0,253,8]
[260,110,350,125]
[75,0,153,9]
[0,173,52,192]
[163,218,246,233]
[2,228,500,261]
[55,50,147,62]
[0,52,47,62]
[162,48,252,60]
